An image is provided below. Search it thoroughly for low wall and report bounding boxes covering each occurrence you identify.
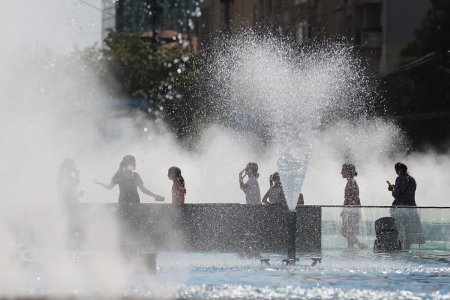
[9,204,449,254]
[79,204,322,253]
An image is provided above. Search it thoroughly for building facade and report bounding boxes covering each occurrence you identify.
[197,0,431,74]
[101,0,201,50]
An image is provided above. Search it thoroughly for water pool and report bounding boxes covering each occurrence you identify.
[133,251,450,299]
[8,250,450,299]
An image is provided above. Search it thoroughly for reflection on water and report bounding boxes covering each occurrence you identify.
[11,251,450,299]
[170,251,450,299]
[4,206,450,298]
[322,207,450,251]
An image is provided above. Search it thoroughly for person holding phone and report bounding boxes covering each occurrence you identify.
[239,162,261,205]
[386,180,393,190]
[388,162,425,250]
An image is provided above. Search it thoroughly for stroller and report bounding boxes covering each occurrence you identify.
[373,217,401,253]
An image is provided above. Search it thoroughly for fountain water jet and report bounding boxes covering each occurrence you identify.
[205,32,375,209]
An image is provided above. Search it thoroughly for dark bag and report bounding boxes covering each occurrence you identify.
[373,217,401,253]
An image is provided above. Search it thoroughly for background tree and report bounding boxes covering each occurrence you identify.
[382,0,450,116]
[401,0,450,60]
[379,0,450,150]
[100,30,207,139]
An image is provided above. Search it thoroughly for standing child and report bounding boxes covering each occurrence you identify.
[262,172,286,205]
[168,166,186,204]
[239,162,261,205]
[340,163,367,249]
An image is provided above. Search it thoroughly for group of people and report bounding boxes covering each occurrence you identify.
[57,155,186,206]
[58,155,424,251]
[338,162,424,250]
[239,162,304,207]
[238,161,424,251]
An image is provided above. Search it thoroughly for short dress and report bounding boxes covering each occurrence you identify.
[341,179,362,238]
[244,176,261,205]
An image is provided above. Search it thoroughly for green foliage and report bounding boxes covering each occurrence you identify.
[93,30,207,138]
[383,0,450,118]
[402,0,450,59]
[103,30,164,99]
[160,47,208,138]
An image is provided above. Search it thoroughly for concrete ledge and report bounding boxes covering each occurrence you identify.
[79,203,322,253]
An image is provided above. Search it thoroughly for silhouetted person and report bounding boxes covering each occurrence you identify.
[388,162,425,250]
[168,166,186,204]
[94,155,164,204]
[389,162,416,206]
[340,163,367,250]
[297,193,305,206]
[262,172,286,205]
[57,158,83,208]
[239,162,261,205]
[57,158,84,248]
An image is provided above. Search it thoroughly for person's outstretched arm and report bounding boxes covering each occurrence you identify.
[139,184,164,201]
[93,180,115,190]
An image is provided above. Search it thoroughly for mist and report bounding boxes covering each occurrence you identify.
[0,0,449,296]
[1,0,447,208]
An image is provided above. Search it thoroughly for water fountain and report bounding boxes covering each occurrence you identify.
[1,2,450,298]
[205,33,376,209]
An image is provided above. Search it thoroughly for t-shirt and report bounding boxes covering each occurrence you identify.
[113,172,143,204]
[392,174,417,206]
[344,179,360,206]
[267,186,283,204]
[245,176,261,205]
[172,181,186,204]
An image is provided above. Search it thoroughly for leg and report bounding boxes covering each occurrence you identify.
[347,234,356,248]
[356,238,368,250]
[402,240,411,250]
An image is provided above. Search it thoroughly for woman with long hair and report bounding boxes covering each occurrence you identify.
[168,166,186,204]
[94,155,164,204]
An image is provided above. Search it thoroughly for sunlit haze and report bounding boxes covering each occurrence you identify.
[0,0,449,296]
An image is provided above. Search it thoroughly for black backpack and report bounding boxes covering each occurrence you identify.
[373,217,401,252]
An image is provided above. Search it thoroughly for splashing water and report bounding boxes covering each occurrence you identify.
[205,32,375,209]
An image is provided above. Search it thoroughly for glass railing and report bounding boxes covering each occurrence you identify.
[321,206,450,251]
